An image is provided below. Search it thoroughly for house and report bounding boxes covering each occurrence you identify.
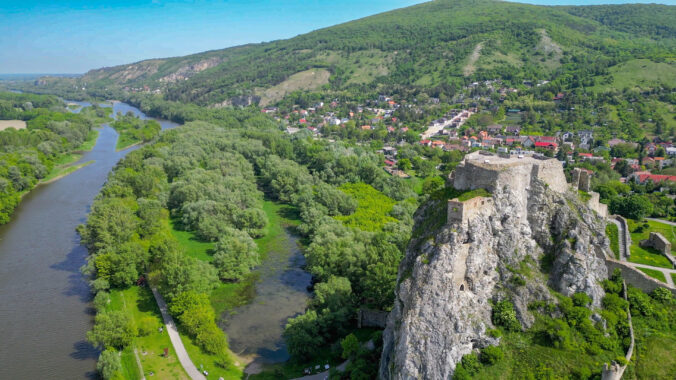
[479,131,489,140]
[578,130,593,141]
[487,124,502,134]
[432,140,446,148]
[561,131,575,141]
[419,140,432,147]
[384,159,395,167]
[554,93,565,101]
[522,136,536,148]
[538,136,557,143]
[667,147,676,156]
[630,172,676,184]
[505,126,521,136]
[535,141,558,151]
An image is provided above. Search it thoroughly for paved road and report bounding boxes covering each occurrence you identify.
[291,361,349,380]
[151,287,206,380]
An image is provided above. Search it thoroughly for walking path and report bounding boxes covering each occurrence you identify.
[151,287,206,380]
[610,216,676,287]
[133,348,146,380]
[646,218,676,227]
[609,218,628,260]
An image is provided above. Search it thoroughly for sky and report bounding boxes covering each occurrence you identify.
[0,0,674,74]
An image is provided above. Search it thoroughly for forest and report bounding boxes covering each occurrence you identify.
[78,108,429,379]
[0,92,109,224]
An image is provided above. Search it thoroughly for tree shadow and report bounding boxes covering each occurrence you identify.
[50,240,93,303]
[70,340,99,361]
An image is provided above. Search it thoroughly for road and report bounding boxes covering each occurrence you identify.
[151,287,206,380]
[646,218,676,227]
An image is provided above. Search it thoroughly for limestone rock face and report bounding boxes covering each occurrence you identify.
[379,155,610,380]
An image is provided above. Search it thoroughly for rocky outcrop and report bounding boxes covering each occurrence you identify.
[380,153,611,380]
[159,57,223,83]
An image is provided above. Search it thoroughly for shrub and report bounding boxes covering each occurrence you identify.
[460,352,481,374]
[492,300,521,331]
[97,349,122,380]
[341,333,360,359]
[480,345,504,365]
[651,287,672,302]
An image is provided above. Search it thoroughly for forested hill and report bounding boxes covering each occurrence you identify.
[33,0,676,106]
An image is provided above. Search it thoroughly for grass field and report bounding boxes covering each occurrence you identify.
[76,129,100,151]
[672,273,676,285]
[169,218,215,262]
[592,59,676,92]
[107,287,189,380]
[627,219,675,269]
[178,331,243,380]
[335,183,397,231]
[42,160,94,183]
[637,267,667,283]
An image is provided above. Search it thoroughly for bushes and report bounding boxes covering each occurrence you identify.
[212,227,260,281]
[97,349,123,380]
[87,311,137,349]
[480,345,504,365]
[492,300,521,331]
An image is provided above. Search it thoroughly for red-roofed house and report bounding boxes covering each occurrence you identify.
[384,159,395,167]
[535,141,558,151]
[419,140,432,146]
[631,172,676,184]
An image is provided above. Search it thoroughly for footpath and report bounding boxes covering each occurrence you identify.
[151,287,206,380]
[611,217,676,287]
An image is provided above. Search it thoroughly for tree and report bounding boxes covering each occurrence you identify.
[212,227,260,281]
[398,158,412,171]
[341,333,360,359]
[610,194,653,220]
[87,311,137,349]
[97,349,122,380]
[422,176,444,195]
[284,310,325,360]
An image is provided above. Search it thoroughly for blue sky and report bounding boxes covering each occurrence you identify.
[0,0,674,74]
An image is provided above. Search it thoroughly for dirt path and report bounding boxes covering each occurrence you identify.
[133,348,146,380]
[463,42,483,76]
[151,287,206,380]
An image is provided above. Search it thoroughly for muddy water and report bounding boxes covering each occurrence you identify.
[0,102,177,379]
[222,225,312,369]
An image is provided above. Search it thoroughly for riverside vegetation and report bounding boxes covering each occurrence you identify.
[7,0,675,378]
[0,91,109,225]
[78,111,422,379]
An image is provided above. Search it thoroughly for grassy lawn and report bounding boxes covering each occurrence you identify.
[672,273,676,285]
[591,58,676,92]
[169,218,215,262]
[42,160,94,183]
[633,335,676,379]
[637,267,667,283]
[108,287,189,380]
[177,330,243,380]
[76,129,100,151]
[627,219,674,269]
[606,223,620,260]
[116,133,141,151]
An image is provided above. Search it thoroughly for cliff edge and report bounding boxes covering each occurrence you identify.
[380,152,612,379]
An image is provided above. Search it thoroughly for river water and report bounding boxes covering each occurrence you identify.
[0,100,311,378]
[0,102,177,379]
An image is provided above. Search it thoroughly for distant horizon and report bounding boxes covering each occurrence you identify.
[1,0,674,74]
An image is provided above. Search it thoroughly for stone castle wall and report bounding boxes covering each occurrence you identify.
[447,196,493,226]
[452,152,568,195]
[605,259,676,296]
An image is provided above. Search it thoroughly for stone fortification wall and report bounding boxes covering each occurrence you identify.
[451,152,568,194]
[358,308,389,328]
[587,192,608,218]
[447,196,493,227]
[605,259,676,296]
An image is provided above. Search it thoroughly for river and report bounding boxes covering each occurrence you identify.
[0,102,177,379]
[0,100,311,379]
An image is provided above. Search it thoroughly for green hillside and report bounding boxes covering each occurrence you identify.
[22,0,676,106]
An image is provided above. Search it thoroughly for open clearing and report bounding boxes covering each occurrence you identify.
[463,42,483,76]
[0,120,27,131]
[258,69,330,106]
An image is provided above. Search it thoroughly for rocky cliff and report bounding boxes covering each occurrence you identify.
[380,153,612,379]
